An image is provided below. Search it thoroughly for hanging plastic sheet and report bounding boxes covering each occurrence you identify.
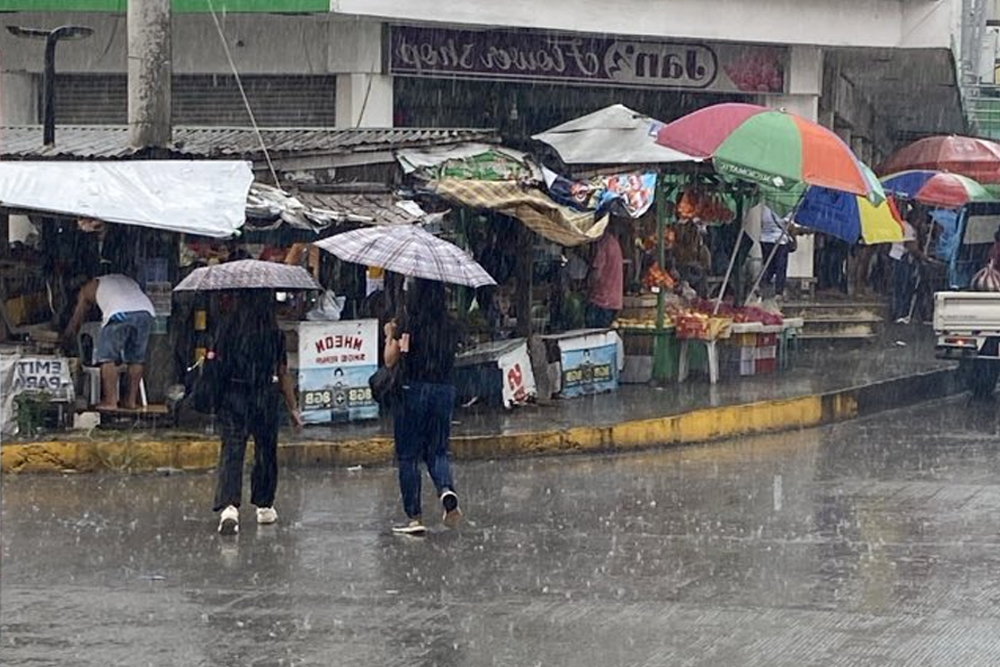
[0,161,253,238]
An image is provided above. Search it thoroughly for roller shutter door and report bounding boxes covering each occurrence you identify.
[53,74,337,126]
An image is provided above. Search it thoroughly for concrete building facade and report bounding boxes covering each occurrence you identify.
[0,0,975,163]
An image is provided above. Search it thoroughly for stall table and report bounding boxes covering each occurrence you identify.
[455,338,536,409]
[615,324,677,384]
[541,329,623,398]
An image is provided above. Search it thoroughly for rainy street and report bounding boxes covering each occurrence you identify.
[5,395,1000,666]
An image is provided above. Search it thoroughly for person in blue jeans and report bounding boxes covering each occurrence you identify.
[64,273,155,410]
[383,278,461,535]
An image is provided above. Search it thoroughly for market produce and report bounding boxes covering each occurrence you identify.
[642,263,676,290]
[676,187,735,224]
[613,316,673,330]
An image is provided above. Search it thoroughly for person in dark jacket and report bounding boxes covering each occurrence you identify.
[383,278,462,535]
[213,290,303,535]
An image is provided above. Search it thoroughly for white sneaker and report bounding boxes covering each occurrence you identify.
[392,518,427,535]
[218,505,239,535]
[256,507,278,525]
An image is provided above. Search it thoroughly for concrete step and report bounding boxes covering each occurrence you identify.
[798,330,878,341]
[799,318,881,339]
[782,301,887,321]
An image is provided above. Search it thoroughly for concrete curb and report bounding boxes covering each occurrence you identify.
[0,367,963,474]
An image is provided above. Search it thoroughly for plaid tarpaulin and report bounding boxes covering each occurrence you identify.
[429,179,609,247]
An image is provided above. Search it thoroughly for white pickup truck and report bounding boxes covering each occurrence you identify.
[935,292,1000,397]
[933,202,1000,397]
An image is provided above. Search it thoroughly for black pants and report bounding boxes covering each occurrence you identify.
[760,242,789,296]
[213,387,280,511]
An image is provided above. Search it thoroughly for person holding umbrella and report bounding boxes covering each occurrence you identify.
[212,290,304,534]
[173,259,316,534]
[383,278,462,535]
[313,225,496,534]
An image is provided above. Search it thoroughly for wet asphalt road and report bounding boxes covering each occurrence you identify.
[6,396,1000,666]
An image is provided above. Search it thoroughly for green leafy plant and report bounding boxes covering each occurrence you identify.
[13,392,52,437]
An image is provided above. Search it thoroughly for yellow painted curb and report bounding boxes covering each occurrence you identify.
[0,389,864,475]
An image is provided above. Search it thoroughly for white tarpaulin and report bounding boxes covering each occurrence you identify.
[0,160,254,238]
[532,104,697,166]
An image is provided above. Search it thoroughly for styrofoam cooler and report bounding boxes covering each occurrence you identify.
[729,331,758,376]
[739,345,757,375]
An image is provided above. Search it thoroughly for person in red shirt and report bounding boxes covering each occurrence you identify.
[585,223,624,328]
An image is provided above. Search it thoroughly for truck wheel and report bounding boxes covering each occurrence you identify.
[961,360,1000,399]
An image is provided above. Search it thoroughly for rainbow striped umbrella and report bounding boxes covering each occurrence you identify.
[656,103,884,200]
[881,170,993,209]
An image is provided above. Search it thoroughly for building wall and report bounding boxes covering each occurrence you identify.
[335,0,956,50]
[0,5,965,143]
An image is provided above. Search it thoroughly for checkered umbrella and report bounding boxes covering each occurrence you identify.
[173,259,322,291]
[314,225,496,288]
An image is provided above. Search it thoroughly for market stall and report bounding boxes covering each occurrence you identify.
[0,160,254,434]
[454,338,536,409]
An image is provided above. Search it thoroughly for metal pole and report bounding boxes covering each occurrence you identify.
[652,177,672,383]
[42,34,58,146]
[128,0,172,148]
[7,25,93,148]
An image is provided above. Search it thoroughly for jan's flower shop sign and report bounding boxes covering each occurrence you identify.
[388,26,786,94]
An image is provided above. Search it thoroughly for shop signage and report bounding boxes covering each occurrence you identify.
[500,347,536,408]
[544,330,621,398]
[389,26,786,94]
[10,357,74,401]
[291,320,379,425]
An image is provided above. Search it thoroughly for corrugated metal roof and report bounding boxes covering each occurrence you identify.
[0,125,500,160]
[245,184,427,231]
[293,191,422,226]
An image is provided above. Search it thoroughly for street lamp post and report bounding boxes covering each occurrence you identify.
[6,25,94,147]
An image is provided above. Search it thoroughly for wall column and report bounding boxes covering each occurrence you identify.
[330,19,393,127]
[336,73,393,127]
[762,45,823,121]
[1,72,38,125]
[763,46,823,288]
[763,45,823,285]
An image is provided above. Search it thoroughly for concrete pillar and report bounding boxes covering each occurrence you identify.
[762,45,822,121]
[336,73,393,127]
[329,19,393,127]
[1,72,39,125]
[128,0,172,148]
[766,45,823,285]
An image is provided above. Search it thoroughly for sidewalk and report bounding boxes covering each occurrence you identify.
[1,324,963,474]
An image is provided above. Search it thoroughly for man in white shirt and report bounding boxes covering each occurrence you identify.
[759,206,793,298]
[890,221,918,323]
[64,274,155,410]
